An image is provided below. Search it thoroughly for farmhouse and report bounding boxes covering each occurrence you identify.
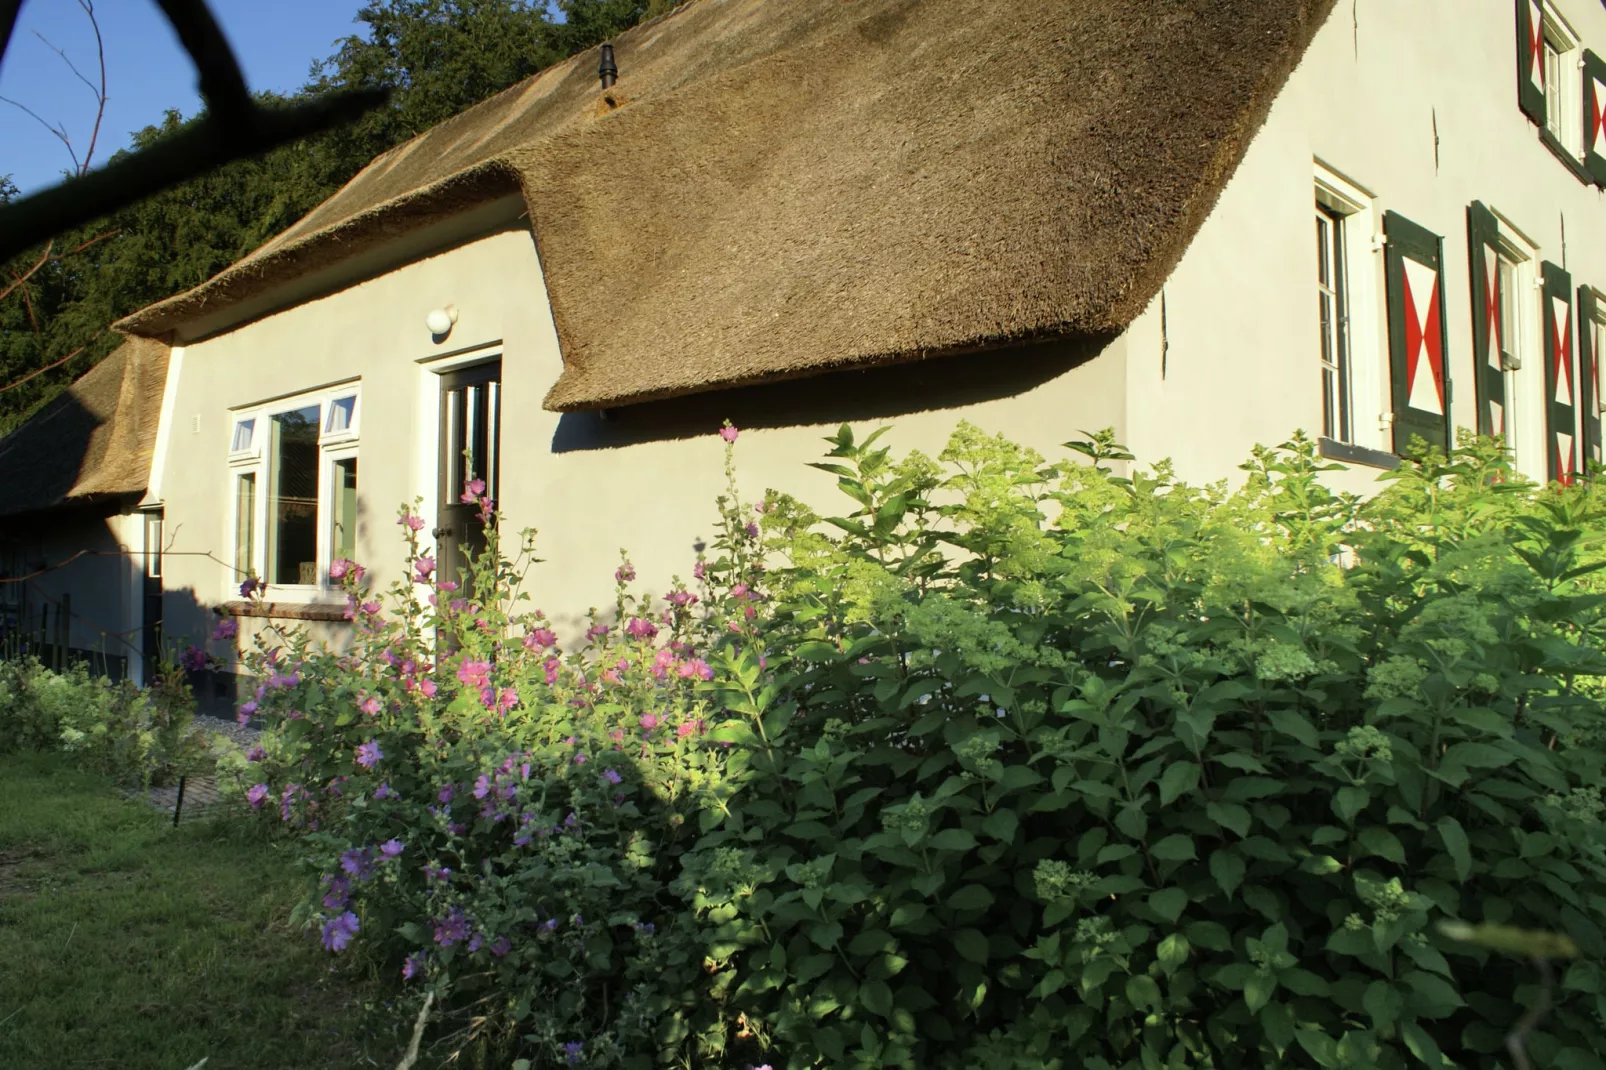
[3,0,1604,693]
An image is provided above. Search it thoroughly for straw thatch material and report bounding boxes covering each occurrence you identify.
[0,337,170,518]
[117,0,1336,411]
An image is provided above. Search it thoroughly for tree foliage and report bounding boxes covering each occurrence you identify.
[0,0,679,435]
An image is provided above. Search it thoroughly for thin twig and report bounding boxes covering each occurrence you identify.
[0,337,98,394]
[0,93,79,170]
[0,1006,20,1029]
[395,991,434,1070]
[61,921,77,954]
[1506,957,1555,1070]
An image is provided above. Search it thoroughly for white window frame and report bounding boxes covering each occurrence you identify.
[1539,1,1584,158]
[226,381,361,601]
[1490,210,1543,477]
[1590,288,1606,417]
[1313,161,1388,453]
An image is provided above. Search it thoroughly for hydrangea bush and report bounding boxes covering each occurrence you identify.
[236,423,1606,1069]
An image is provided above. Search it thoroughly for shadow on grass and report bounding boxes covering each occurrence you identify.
[0,752,394,1070]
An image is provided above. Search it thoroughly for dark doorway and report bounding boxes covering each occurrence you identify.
[435,362,502,593]
[141,509,163,685]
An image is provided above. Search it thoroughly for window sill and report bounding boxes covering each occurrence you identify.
[1538,127,1596,185]
[224,600,350,622]
[1317,437,1400,470]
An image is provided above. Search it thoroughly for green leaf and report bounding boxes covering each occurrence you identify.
[981,809,1019,843]
[1151,834,1196,862]
[1358,826,1407,864]
[1148,887,1188,923]
[1207,801,1252,838]
[1244,970,1278,1014]
[1115,803,1148,841]
[948,884,994,912]
[1260,1002,1295,1055]
[1295,1030,1341,1068]
[1158,761,1201,805]
[1435,816,1472,882]
[1125,973,1163,1011]
[1333,785,1369,825]
[1157,933,1191,973]
[859,979,894,1019]
[1210,849,1246,899]
[1266,707,1319,748]
[928,827,978,852]
[813,1026,845,1061]
[954,929,989,963]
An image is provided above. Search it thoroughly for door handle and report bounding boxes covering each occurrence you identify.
[432,527,452,539]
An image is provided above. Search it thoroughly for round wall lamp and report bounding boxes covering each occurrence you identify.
[426,305,458,339]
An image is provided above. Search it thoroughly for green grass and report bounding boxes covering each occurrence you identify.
[0,752,387,1069]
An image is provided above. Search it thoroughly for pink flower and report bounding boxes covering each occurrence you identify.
[524,628,557,651]
[359,695,381,716]
[666,589,697,609]
[574,753,588,765]
[585,624,610,643]
[399,511,426,532]
[498,688,518,713]
[615,561,636,584]
[457,659,492,690]
[745,522,759,538]
[328,559,352,581]
[414,556,436,582]
[460,478,486,504]
[678,658,713,681]
[640,713,661,731]
[438,580,459,593]
[719,424,739,443]
[543,658,561,684]
[211,617,239,641]
[361,601,381,616]
[624,617,658,640]
[676,721,696,739]
[420,678,438,699]
[246,783,269,809]
[692,560,706,581]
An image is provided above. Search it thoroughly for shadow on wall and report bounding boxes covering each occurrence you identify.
[550,332,1116,452]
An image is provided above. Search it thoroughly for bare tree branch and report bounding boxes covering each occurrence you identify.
[0,94,81,172]
[0,335,102,394]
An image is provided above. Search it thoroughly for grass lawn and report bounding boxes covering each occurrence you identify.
[0,751,388,1069]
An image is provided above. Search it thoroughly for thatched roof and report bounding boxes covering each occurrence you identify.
[117,0,1336,411]
[0,337,170,518]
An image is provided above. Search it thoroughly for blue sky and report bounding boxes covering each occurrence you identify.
[0,0,370,194]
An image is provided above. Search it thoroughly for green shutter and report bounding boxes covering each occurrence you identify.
[1579,286,1602,471]
[1466,203,1507,439]
[1384,211,1451,456]
[1541,262,1577,484]
[1517,0,1547,125]
[1585,51,1606,185]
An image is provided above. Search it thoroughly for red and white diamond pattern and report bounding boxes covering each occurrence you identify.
[1593,77,1606,156]
[1484,252,1502,372]
[1402,258,1445,416]
[1529,1,1547,92]
[1553,295,1573,407]
[1557,431,1575,484]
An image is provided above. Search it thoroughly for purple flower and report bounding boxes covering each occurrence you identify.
[321,911,360,952]
[563,1040,584,1064]
[245,745,266,762]
[236,700,258,727]
[179,645,207,673]
[490,936,511,957]
[719,424,739,443]
[745,522,760,538]
[322,874,351,910]
[615,560,636,584]
[573,753,588,765]
[473,775,492,799]
[413,556,435,583]
[402,951,425,981]
[211,617,239,642]
[666,589,698,609]
[523,627,557,652]
[603,768,622,785]
[328,558,352,581]
[543,918,560,932]
[437,784,455,804]
[239,576,262,598]
[340,848,374,879]
[245,783,269,809]
[624,617,658,640]
[355,740,383,769]
[380,839,404,858]
[373,782,394,800]
[433,909,470,947]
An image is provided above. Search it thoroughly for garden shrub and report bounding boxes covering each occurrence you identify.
[240,425,1606,1070]
[0,654,208,786]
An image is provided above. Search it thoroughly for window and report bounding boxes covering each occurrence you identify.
[1491,211,1542,476]
[1593,302,1606,415]
[1313,163,1386,455]
[143,512,163,580]
[227,384,361,595]
[1541,3,1583,157]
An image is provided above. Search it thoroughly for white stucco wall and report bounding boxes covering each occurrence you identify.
[1123,0,1606,492]
[2,511,142,680]
[155,225,1128,647]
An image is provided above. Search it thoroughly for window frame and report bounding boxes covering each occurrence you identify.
[1589,287,1606,416]
[226,382,361,601]
[1313,162,1389,457]
[1539,1,1584,159]
[1489,210,1543,476]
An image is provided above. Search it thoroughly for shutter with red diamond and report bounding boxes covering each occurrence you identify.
[1384,211,1451,455]
[1466,202,1507,439]
[1578,285,1602,470]
[1517,0,1547,125]
[1586,50,1606,185]
[1541,261,1577,484]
